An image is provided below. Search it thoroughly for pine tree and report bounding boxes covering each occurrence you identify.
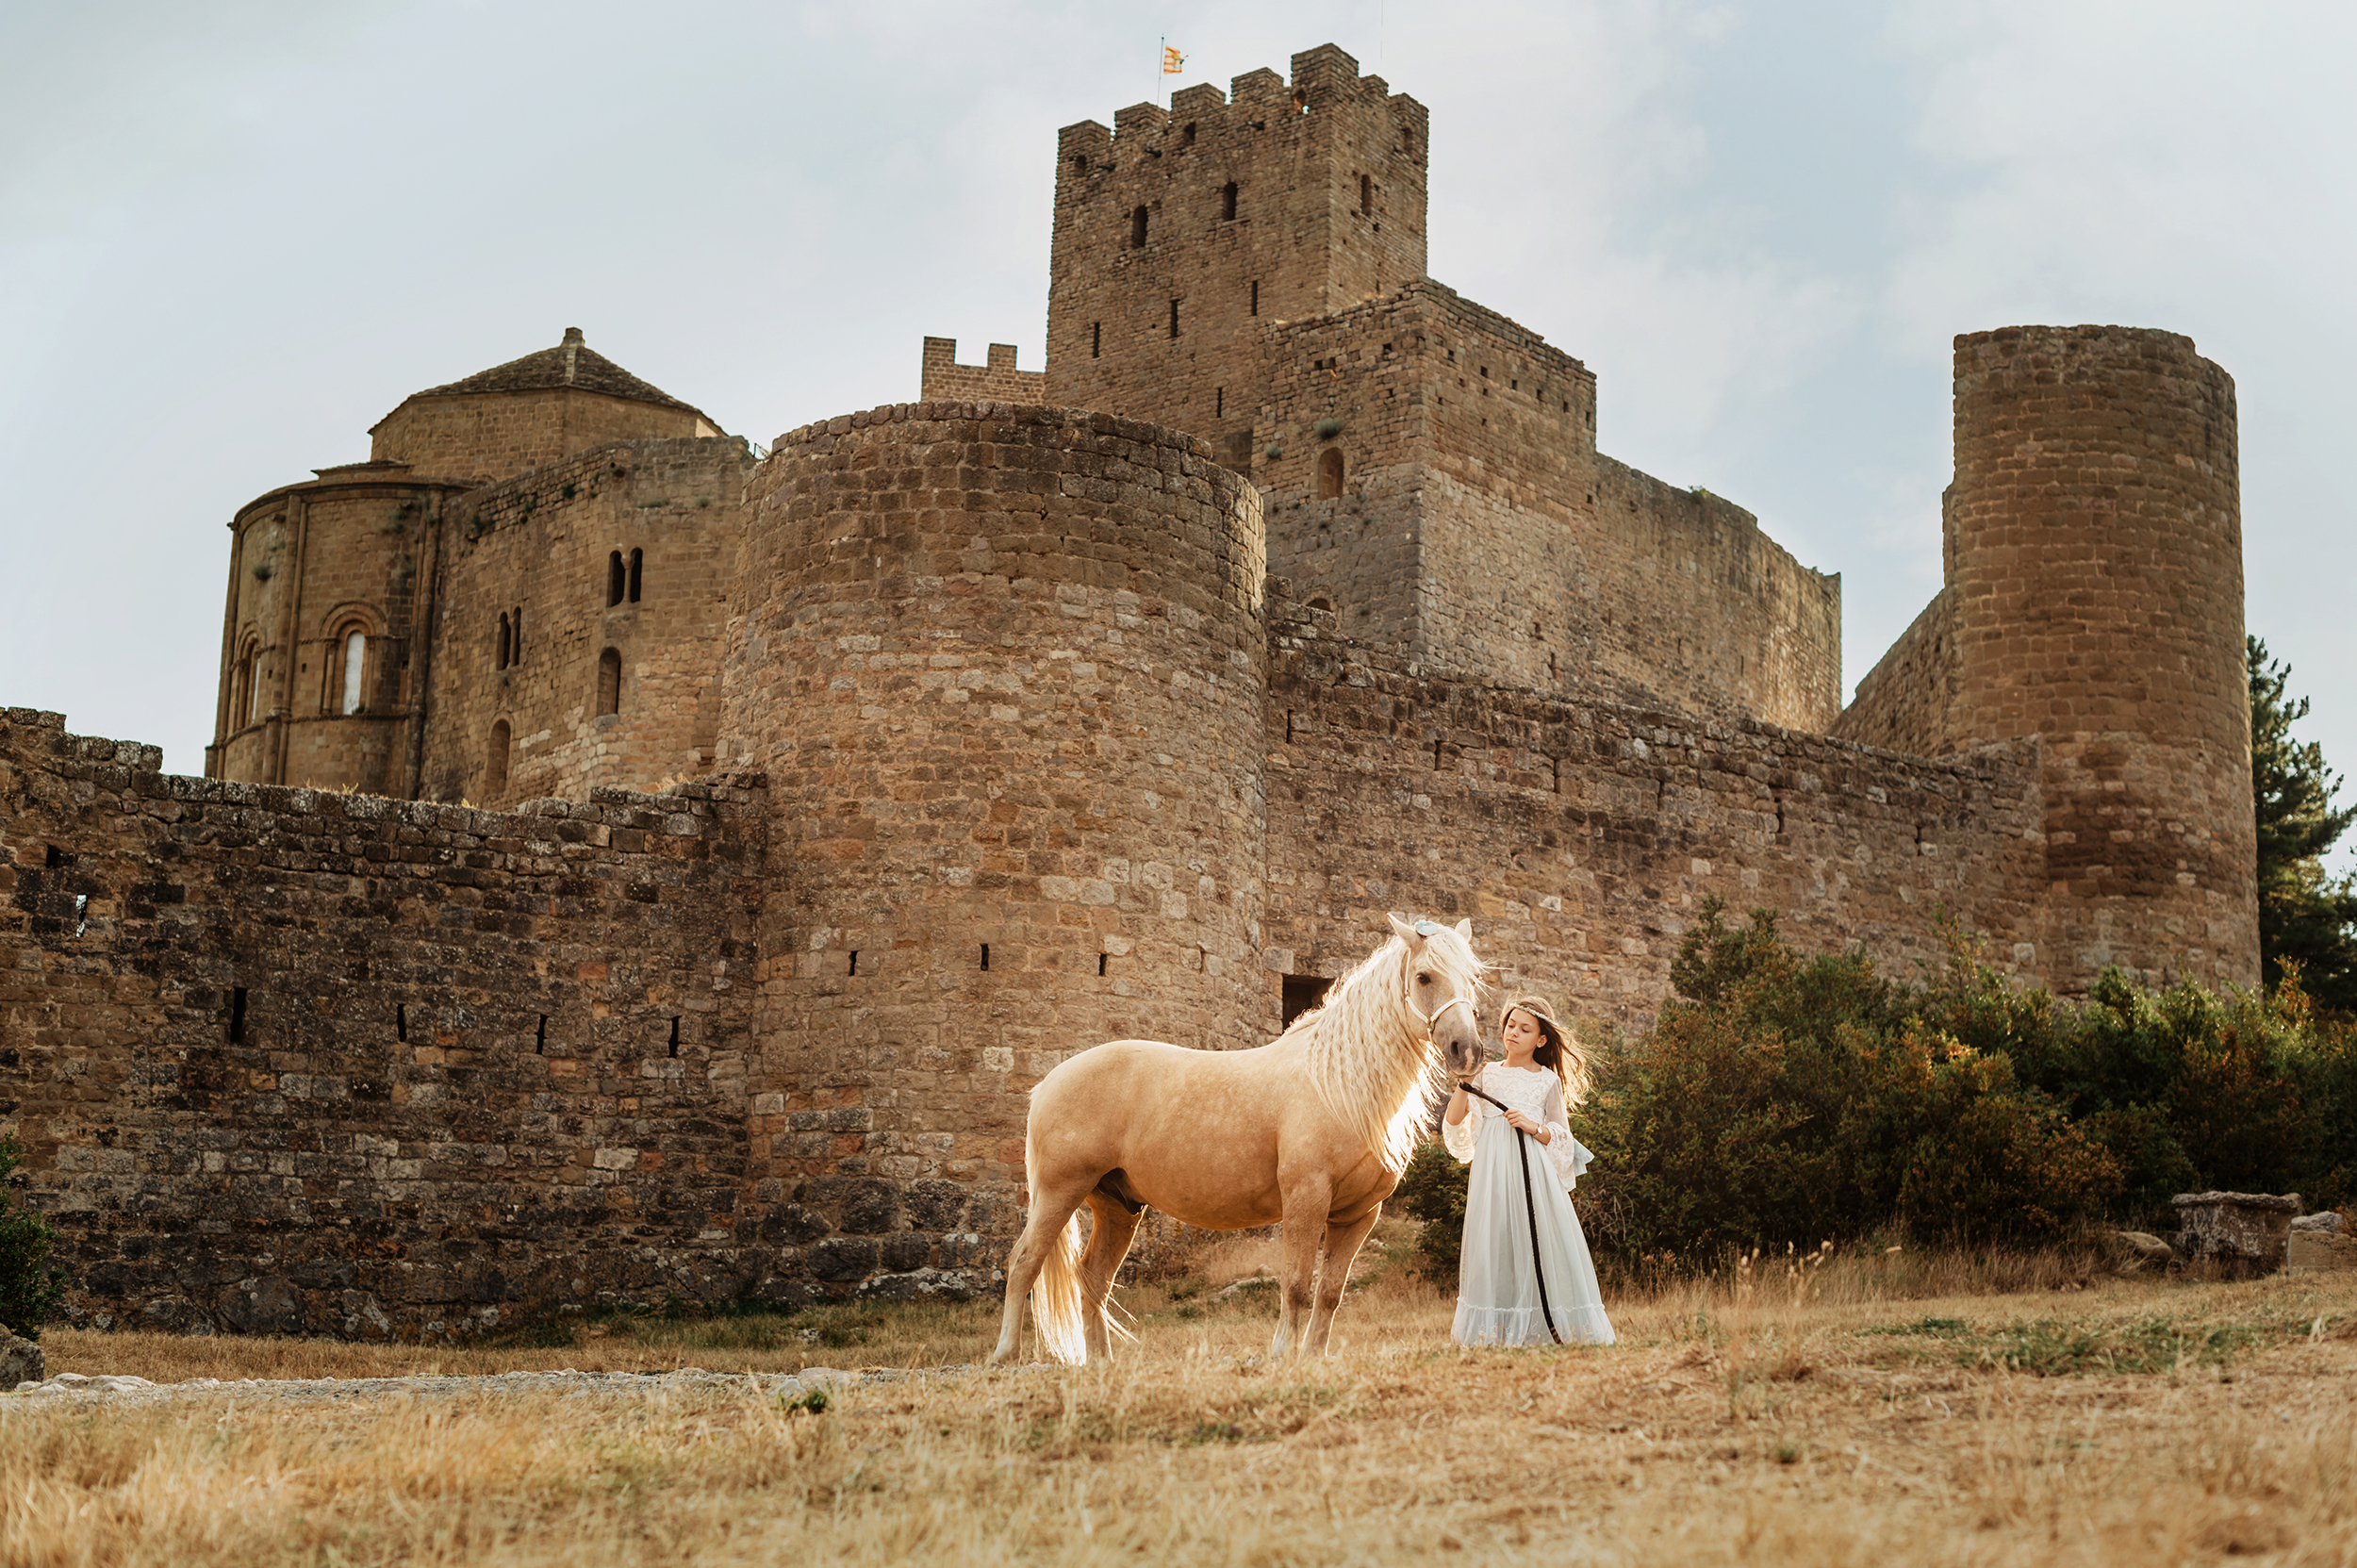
[2250,635,2357,1013]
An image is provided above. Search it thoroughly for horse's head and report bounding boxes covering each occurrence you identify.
[1386,913,1488,1081]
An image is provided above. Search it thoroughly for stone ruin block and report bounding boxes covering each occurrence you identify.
[2288,1209,2356,1274]
[2170,1191,2299,1270]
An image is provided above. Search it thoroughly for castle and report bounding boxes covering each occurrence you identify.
[0,46,2255,1335]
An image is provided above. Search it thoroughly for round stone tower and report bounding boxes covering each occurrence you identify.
[1946,325,2255,990]
[720,403,1270,1296]
[207,462,468,795]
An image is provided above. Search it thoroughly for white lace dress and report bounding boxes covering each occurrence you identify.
[1442,1063,1615,1346]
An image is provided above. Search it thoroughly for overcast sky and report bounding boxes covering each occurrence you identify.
[5,0,2351,872]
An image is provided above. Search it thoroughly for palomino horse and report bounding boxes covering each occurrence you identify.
[990,914,1489,1363]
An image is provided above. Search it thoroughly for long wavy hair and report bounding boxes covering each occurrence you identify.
[1500,994,1591,1108]
[1282,923,1491,1174]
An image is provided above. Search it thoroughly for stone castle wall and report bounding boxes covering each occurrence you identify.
[1835,587,1959,757]
[1,706,767,1338]
[1242,282,1838,731]
[1945,325,2253,988]
[1833,326,2257,991]
[1045,45,1428,470]
[716,404,1274,1286]
[1589,456,1843,733]
[1258,586,2047,1034]
[370,388,712,486]
[208,467,470,797]
[918,338,1047,405]
[416,437,754,808]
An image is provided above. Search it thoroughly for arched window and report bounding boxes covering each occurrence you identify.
[488,718,511,792]
[232,637,260,730]
[338,629,368,714]
[628,548,643,603]
[1129,206,1148,248]
[496,612,511,670]
[1221,181,1237,221]
[597,648,621,716]
[1318,448,1345,499]
[607,551,625,607]
[1360,173,1372,214]
[511,606,523,664]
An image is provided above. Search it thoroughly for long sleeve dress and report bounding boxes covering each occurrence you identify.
[1442,1062,1615,1346]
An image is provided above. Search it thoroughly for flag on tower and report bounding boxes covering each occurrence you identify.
[1162,44,1185,74]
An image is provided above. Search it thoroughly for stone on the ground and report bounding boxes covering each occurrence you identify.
[2111,1230,2175,1268]
[1212,1267,1277,1302]
[2287,1211,2357,1275]
[0,1325,42,1389]
[2170,1191,2300,1271]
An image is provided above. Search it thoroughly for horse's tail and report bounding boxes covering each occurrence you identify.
[1026,1124,1091,1365]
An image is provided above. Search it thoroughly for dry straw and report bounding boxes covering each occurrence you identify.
[6,1244,2353,1565]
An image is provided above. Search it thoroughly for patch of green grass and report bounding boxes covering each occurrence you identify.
[1860,1315,1972,1338]
[1965,1316,2258,1377]
[1859,1308,2341,1377]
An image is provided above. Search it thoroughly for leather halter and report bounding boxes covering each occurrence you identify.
[1403,918,1477,1037]
[1406,990,1476,1035]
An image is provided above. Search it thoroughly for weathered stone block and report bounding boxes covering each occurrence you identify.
[2171,1191,2299,1270]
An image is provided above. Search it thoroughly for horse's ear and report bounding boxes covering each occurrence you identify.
[1453,917,1473,942]
[1387,912,1420,945]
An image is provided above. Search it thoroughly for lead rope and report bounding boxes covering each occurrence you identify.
[1461,1080,1562,1345]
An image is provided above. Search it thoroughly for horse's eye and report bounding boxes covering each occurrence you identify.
[1416,972,1433,986]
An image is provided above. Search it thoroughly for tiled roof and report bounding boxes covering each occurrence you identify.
[413,328,711,421]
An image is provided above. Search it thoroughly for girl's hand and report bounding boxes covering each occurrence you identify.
[1504,1110,1551,1144]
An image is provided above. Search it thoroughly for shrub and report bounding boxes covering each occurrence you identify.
[0,1133,65,1339]
[1392,1140,1469,1284]
[1426,899,2357,1274]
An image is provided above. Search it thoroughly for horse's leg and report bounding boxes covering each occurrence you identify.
[1269,1174,1334,1359]
[1078,1193,1145,1361]
[1305,1204,1382,1357]
[989,1177,1096,1365]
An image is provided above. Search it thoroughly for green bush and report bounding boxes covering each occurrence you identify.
[1393,1140,1469,1283]
[0,1133,66,1339]
[1402,900,2357,1273]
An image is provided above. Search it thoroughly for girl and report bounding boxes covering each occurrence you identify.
[1442,996,1614,1345]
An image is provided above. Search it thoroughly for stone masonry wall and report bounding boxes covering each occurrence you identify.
[1258,584,2048,1035]
[1250,285,1596,675]
[0,706,767,1339]
[717,404,1271,1295]
[1590,457,1843,733]
[417,438,755,808]
[370,388,714,487]
[1046,45,1428,471]
[1245,282,1838,732]
[1945,325,2255,990]
[1834,588,1960,757]
[209,468,470,797]
[918,338,1047,405]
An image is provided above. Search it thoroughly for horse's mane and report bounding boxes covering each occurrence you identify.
[1279,924,1490,1174]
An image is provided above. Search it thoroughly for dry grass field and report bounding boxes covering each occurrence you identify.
[6,1225,2355,1566]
